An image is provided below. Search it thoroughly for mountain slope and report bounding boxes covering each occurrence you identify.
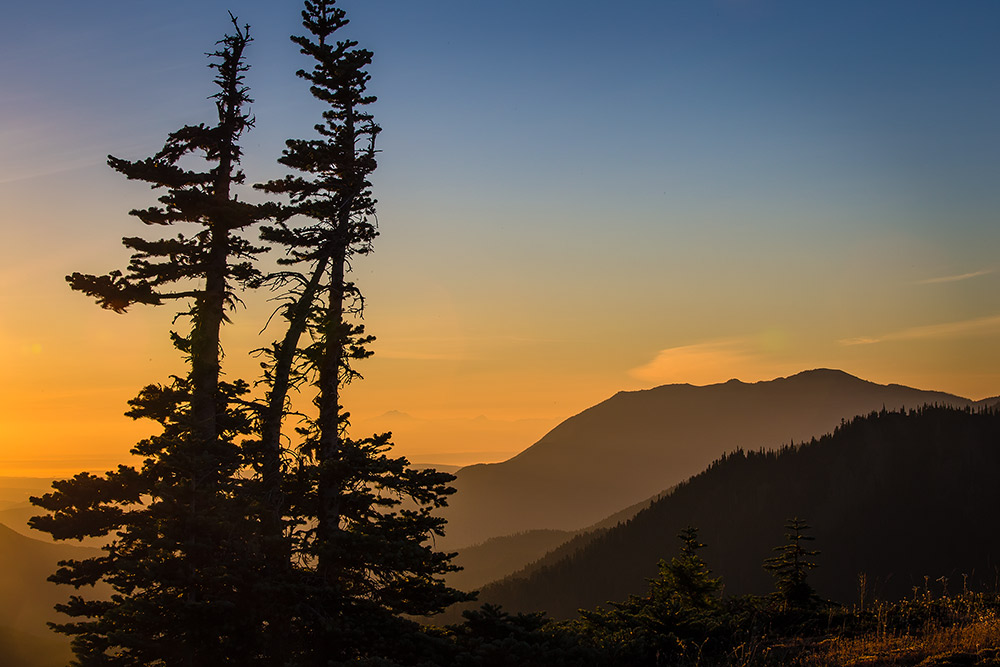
[0,523,105,643]
[443,369,978,547]
[448,529,574,592]
[470,406,1000,619]
[449,487,673,593]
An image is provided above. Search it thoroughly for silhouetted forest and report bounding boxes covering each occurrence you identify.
[465,405,1000,620]
[426,521,1000,666]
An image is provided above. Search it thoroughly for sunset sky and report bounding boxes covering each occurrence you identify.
[2,1,999,475]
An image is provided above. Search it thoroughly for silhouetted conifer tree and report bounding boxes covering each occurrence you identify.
[579,527,722,664]
[657,526,723,611]
[253,1,471,662]
[30,17,274,665]
[30,4,468,663]
[764,517,820,608]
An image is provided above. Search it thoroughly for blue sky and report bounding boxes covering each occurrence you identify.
[2,1,999,470]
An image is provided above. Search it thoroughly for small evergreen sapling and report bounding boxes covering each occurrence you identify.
[764,517,821,609]
[579,527,722,663]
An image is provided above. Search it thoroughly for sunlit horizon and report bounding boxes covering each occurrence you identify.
[3,1,999,478]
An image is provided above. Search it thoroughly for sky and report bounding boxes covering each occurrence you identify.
[2,1,999,475]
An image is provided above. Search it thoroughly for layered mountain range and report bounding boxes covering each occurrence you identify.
[442,369,986,549]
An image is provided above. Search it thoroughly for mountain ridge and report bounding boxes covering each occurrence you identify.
[442,369,982,547]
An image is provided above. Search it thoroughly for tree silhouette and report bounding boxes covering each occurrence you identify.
[655,526,723,611]
[30,17,274,665]
[252,1,471,662]
[31,4,468,663]
[764,517,820,608]
[579,527,722,664]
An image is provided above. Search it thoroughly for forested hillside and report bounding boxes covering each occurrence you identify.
[468,406,1000,619]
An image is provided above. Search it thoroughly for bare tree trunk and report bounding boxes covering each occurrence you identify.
[259,250,332,567]
[316,244,347,578]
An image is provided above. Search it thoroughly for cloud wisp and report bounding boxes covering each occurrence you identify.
[839,314,1000,346]
[629,338,797,387]
[916,269,994,285]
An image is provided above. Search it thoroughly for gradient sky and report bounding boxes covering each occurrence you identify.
[2,1,999,475]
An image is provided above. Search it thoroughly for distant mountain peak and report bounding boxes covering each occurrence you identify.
[636,369,866,395]
[443,368,976,547]
[787,368,861,380]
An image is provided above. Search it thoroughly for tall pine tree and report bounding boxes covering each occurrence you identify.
[32,5,470,664]
[254,1,471,662]
[30,17,274,665]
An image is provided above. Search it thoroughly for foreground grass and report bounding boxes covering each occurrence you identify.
[732,592,1000,667]
[794,618,1000,666]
